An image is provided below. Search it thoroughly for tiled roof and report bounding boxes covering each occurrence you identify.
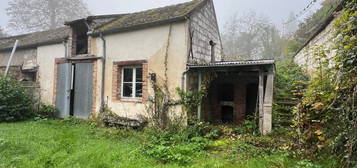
[0,27,70,51]
[92,0,207,35]
[0,0,207,51]
[187,60,275,68]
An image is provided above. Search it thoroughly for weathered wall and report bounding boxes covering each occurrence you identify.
[96,21,189,120]
[294,16,339,75]
[189,0,223,64]
[202,73,258,124]
[0,49,37,67]
[37,44,66,105]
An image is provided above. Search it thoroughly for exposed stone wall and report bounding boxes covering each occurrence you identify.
[294,14,341,75]
[188,0,222,64]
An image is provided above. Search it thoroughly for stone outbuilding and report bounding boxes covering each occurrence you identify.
[0,0,275,134]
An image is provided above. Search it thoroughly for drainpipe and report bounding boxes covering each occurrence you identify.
[100,33,107,110]
[63,38,68,58]
[181,67,190,90]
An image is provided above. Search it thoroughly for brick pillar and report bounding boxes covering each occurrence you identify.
[112,64,121,101]
[234,82,246,124]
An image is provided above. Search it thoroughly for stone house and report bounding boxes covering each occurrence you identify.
[0,0,275,134]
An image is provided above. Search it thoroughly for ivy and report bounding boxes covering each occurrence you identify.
[293,0,357,167]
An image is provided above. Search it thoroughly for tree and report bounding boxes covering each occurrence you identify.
[283,12,298,36]
[6,0,90,33]
[222,11,284,60]
[0,27,7,37]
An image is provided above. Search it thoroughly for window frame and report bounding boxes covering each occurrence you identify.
[121,66,143,99]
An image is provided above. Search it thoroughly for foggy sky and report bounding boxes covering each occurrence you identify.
[0,0,322,35]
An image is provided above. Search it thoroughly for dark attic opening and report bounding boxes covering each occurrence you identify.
[72,22,89,55]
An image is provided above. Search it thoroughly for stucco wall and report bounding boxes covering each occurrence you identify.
[98,21,189,120]
[37,44,65,104]
[189,0,223,64]
[0,49,37,67]
[294,16,339,75]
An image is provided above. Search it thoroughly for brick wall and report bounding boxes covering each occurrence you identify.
[202,73,258,124]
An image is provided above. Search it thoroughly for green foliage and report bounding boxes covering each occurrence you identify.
[294,0,343,47]
[0,77,34,122]
[274,61,309,128]
[143,128,210,165]
[35,104,57,118]
[176,87,207,124]
[292,1,357,167]
[294,160,323,168]
[329,2,357,166]
[292,46,335,155]
[0,119,340,167]
[234,119,258,135]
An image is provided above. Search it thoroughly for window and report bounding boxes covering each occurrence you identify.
[122,66,143,98]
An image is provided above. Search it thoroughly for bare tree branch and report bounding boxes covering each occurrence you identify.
[6,0,90,33]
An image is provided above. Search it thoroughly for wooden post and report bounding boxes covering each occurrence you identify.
[258,69,264,134]
[198,72,202,121]
[263,69,274,135]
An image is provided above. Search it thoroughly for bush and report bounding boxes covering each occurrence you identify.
[143,127,211,165]
[234,119,258,135]
[36,104,57,118]
[0,77,34,122]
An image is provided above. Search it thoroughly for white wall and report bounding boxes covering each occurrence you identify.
[0,49,37,67]
[37,43,65,104]
[98,21,189,120]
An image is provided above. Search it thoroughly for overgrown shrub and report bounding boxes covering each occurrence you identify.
[234,119,258,135]
[293,1,357,166]
[0,77,33,122]
[143,127,211,165]
[35,104,57,118]
[274,60,309,128]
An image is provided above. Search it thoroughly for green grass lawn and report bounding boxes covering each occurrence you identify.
[0,119,337,168]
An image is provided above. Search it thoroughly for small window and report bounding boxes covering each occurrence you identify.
[121,66,143,98]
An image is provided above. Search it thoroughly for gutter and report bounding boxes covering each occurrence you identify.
[99,33,107,110]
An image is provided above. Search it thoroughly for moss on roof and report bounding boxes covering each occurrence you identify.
[0,27,70,51]
[94,0,206,35]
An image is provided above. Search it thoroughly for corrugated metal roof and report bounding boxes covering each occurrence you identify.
[188,60,275,68]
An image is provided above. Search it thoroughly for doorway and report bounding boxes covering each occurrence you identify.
[56,62,94,119]
[246,83,258,118]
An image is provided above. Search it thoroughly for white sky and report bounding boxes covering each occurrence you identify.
[0,0,323,35]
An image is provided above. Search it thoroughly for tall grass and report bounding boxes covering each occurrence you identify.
[0,119,337,168]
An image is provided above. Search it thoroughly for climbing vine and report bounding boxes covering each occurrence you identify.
[293,0,357,167]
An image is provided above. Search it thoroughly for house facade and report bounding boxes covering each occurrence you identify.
[0,0,274,134]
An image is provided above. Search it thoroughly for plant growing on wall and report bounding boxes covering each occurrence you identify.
[292,0,357,166]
